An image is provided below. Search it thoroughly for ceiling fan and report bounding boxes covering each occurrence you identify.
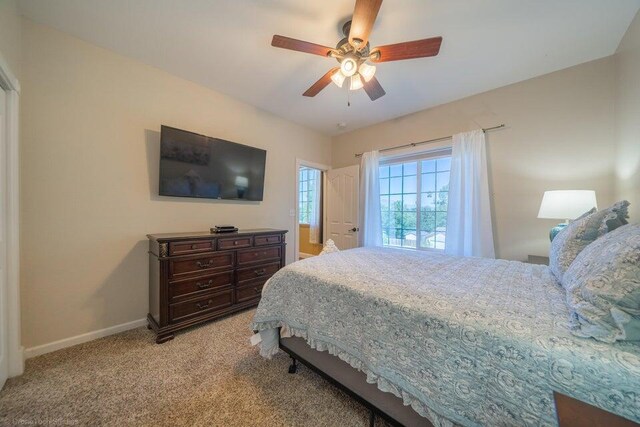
[271,0,442,101]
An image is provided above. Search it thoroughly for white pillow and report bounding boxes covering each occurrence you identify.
[319,239,340,255]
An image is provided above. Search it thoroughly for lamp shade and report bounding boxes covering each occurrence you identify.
[537,190,597,220]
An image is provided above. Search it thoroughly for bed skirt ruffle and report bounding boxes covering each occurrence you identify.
[251,319,459,427]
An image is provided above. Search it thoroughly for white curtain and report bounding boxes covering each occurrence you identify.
[359,151,383,247]
[445,130,495,258]
[308,168,322,244]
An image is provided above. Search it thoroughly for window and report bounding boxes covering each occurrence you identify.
[298,167,316,224]
[379,155,451,250]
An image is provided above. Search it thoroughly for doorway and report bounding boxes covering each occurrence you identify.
[0,56,22,386]
[294,160,330,261]
[298,165,324,259]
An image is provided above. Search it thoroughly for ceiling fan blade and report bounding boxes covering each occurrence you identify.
[363,76,385,101]
[371,37,442,62]
[271,35,333,57]
[303,67,340,97]
[349,0,383,50]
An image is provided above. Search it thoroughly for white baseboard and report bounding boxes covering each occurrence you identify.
[298,252,316,259]
[24,318,147,359]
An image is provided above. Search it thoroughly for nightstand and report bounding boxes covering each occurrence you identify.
[527,255,549,265]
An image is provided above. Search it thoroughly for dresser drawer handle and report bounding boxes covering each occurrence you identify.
[196,260,215,268]
[254,287,262,294]
[191,244,198,250]
[196,299,213,310]
[196,280,214,289]
[254,268,266,276]
[234,241,239,245]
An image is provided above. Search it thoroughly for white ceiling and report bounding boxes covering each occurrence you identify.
[19,0,640,136]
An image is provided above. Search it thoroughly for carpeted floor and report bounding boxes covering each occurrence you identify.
[0,310,391,426]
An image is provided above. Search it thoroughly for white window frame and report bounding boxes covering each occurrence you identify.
[379,148,452,252]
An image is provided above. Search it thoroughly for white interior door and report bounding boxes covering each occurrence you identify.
[0,88,8,388]
[327,165,359,250]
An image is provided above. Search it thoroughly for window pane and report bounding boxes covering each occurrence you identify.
[401,212,417,230]
[436,172,450,192]
[422,159,436,173]
[382,229,390,245]
[403,175,417,193]
[388,228,402,247]
[403,162,417,176]
[390,177,402,194]
[403,194,417,211]
[436,212,448,232]
[436,191,448,210]
[390,194,402,211]
[380,156,450,251]
[381,211,391,229]
[421,173,436,193]
[420,210,436,233]
[402,229,417,248]
[437,158,451,172]
[389,164,403,177]
[389,212,403,229]
[379,178,389,195]
[421,192,436,210]
[380,195,390,212]
[420,233,436,249]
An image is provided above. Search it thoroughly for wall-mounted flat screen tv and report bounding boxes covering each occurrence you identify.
[159,125,266,201]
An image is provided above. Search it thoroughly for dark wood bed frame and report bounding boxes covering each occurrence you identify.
[279,334,639,427]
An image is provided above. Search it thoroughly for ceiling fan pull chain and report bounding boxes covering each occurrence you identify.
[347,79,351,107]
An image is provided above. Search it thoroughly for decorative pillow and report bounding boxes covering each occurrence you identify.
[319,239,340,256]
[563,224,640,343]
[549,201,629,282]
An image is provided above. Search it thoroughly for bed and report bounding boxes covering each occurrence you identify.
[251,247,640,426]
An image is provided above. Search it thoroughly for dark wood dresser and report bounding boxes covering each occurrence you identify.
[147,228,287,343]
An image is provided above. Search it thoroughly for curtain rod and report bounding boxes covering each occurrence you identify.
[354,124,506,158]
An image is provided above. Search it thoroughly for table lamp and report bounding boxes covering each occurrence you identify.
[537,190,598,241]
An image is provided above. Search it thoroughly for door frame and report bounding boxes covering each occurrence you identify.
[294,159,330,262]
[0,52,23,379]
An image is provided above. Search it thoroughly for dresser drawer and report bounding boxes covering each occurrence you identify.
[217,236,253,250]
[237,262,280,284]
[169,252,234,278]
[169,290,233,323]
[169,239,215,256]
[236,279,267,304]
[237,246,282,266]
[169,271,233,302]
[254,234,282,246]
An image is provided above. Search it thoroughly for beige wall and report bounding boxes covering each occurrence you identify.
[0,0,21,77]
[20,20,331,348]
[615,11,640,222]
[332,57,617,261]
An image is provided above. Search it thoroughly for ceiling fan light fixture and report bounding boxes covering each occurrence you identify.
[340,56,358,77]
[359,62,376,82]
[331,69,346,88]
[350,74,364,91]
